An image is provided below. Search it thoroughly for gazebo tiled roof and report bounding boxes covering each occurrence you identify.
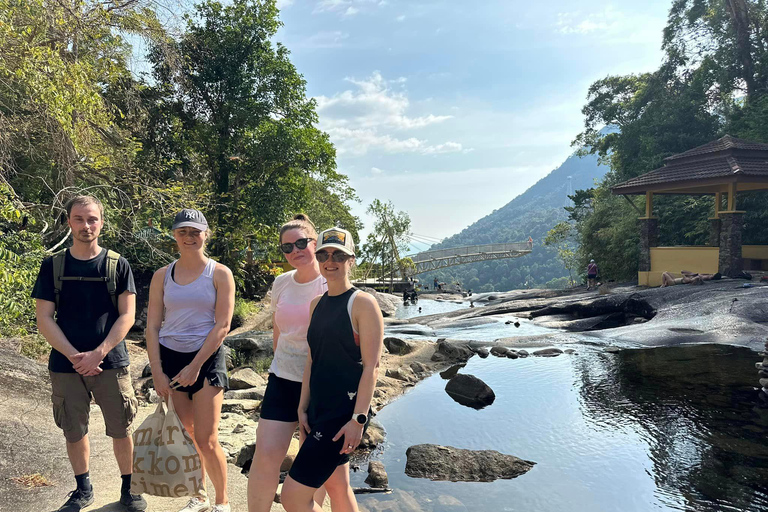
[612,135,768,195]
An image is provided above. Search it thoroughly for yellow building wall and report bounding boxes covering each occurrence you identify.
[742,245,768,270]
[641,247,720,287]
[639,245,768,285]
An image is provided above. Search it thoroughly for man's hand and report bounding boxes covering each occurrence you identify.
[71,349,105,376]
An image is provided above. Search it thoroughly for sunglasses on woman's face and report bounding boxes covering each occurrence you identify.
[280,238,314,254]
[315,250,353,263]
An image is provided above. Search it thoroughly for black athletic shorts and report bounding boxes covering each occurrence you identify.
[288,414,369,489]
[159,344,229,399]
[260,373,302,422]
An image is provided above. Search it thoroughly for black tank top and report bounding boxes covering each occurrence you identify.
[306,287,363,424]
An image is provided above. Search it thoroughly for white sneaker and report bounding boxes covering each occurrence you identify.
[179,496,210,512]
[210,504,231,512]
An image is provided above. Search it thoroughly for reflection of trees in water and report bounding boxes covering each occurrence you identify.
[573,345,768,512]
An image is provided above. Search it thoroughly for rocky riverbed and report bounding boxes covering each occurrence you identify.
[3,281,768,512]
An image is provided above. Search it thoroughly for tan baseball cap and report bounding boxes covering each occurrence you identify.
[316,227,355,256]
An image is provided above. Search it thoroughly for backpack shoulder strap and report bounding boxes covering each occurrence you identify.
[105,250,120,311]
[51,249,67,312]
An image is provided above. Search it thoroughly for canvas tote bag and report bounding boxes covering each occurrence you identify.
[131,396,206,498]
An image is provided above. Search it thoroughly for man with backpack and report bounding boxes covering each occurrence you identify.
[32,195,146,512]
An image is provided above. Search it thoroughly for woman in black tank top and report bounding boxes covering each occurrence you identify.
[281,227,384,512]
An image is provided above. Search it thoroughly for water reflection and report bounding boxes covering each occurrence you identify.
[357,344,768,512]
[575,345,768,512]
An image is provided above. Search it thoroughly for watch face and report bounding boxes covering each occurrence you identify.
[355,413,367,424]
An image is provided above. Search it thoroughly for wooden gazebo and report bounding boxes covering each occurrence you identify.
[612,135,768,286]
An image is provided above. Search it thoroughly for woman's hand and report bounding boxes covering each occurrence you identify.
[333,420,365,455]
[298,410,311,442]
[153,370,172,398]
[171,363,201,389]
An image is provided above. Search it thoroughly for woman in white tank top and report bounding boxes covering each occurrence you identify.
[247,214,328,512]
[145,209,235,512]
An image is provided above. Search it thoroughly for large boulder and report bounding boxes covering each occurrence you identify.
[489,346,509,357]
[385,367,414,382]
[533,348,563,357]
[224,386,267,401]
[405,444,535,482]
[221,399,261,415]
[365,460,389,488]
[229,368,267,390]
[444,374,495,409]
[224,331,273,360]
[357,287,398,317]
[360,418,386,450]
[432,340,474,362]
[387,324,436,337]
[384,337,416,355]
[439,363,465,380]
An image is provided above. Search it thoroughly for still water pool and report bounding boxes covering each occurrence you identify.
[355,344,768,512]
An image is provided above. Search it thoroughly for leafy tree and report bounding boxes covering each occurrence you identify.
[146,0,352,273]
[571,0,768,281]
[544,222,578,286]
[361,199,411,280]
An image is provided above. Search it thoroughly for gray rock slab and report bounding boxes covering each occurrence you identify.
[405,444,535,482]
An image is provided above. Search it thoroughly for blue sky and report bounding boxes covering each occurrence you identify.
[135,0,674,244]
[274,0,673,244]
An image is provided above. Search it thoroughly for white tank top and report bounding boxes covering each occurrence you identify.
[159,259,217,353]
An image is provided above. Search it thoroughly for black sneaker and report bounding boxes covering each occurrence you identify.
[119,493,147,512]
[56,488,94,512]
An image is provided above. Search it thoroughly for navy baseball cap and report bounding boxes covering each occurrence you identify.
[172,209,208,231]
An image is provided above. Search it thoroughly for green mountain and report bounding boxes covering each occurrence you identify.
[421,152,608,292]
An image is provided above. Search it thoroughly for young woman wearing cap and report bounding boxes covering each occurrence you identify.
[146,209,235,512]
[247,214,328,512]
[280,227,384,512]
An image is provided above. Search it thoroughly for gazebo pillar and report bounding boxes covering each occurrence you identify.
[639,218,658,271]
[638,192,658,272]
[709,192,721,247]
[718,212,744,277]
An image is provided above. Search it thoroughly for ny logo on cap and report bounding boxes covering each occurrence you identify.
[185,210,200,220]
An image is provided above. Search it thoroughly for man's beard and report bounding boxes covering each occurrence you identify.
[73,230,98,243]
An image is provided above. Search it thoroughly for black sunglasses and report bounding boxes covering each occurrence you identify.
[280,238,314,254]
[315,250,354,263]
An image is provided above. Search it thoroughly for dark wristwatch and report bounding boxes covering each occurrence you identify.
[352,412,367,425]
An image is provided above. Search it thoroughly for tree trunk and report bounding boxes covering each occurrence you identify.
[725,0,757,99]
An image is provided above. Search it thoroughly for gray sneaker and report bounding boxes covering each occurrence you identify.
[178,496,210,512]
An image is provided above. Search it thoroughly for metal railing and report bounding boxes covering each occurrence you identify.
[411,242,531,263]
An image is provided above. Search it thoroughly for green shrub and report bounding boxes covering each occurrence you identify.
[231,298,262,330]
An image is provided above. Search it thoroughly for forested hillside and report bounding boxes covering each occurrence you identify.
[421,152,607,292]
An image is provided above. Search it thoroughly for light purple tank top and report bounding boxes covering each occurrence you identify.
[159,259,217,353]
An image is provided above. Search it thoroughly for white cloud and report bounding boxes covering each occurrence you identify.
[396,14,406,22]
[316,71,452,131]
[554,5,663,43]
[371,167,384,174]
[314,0,380,16]
[276,0,294,8]
[325,127,466,156]
[315,72,467,156]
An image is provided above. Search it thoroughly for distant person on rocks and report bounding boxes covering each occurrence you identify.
[660,271,720,287]
[587,260,599,290]
[247,214,328,512]
[32,195,146,512]
[433,277,439,290]
[281,227,383,512]
[527,236,533,250]
[146,208,235,512]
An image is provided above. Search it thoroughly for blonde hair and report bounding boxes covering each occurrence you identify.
[279,214,317,243]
